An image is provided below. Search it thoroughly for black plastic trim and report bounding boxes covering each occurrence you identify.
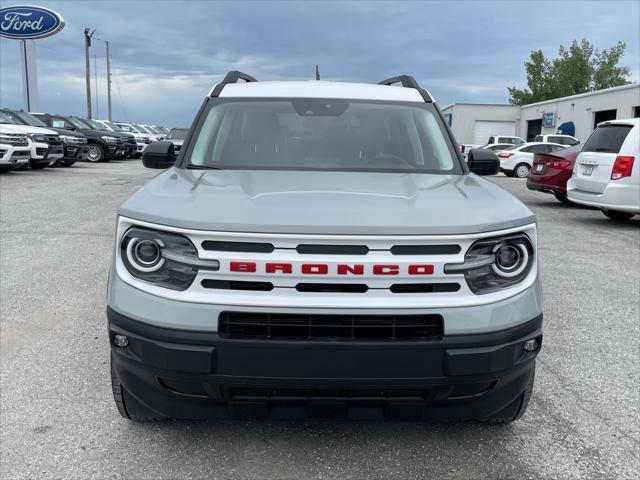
[202,240,275,253]
[296,244,370,255]
[390,244,461,255]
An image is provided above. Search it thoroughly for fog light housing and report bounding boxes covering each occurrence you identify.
[113,334,129,348]
[523,338,539,352]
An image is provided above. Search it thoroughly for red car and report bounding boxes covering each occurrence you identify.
[527,144,581,203]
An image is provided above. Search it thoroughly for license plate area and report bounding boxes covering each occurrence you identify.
[582,164,595,176]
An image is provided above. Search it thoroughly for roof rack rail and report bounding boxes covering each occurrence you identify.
[377,75,433,103]
[209,70,258,98]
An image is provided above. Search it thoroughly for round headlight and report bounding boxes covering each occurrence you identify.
[492,242,529,278]
[126,237,164,272]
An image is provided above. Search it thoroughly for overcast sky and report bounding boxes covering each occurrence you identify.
[1,0,638,126]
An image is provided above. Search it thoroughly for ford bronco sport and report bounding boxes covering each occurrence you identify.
[108,72,542,422]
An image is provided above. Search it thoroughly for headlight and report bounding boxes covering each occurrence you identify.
[101,136,118,144]
[120,227,219,290]
[27,133,47,142]
[445,234,534,294]
[60,135,80,144]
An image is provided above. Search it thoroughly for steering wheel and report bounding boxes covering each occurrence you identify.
[363,153,413,169]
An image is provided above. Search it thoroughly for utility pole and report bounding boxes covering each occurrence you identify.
[315,65,320,80]
[84,28,95,118]
[94,53,99,119]
[106,41,112,121]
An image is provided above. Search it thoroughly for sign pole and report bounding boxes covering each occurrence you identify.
[106,41,112,121]
[19,39,39,111]
[84,28,94,119]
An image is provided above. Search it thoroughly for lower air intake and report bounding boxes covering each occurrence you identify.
[219,312,443,340]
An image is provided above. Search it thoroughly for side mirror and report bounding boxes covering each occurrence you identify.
[142,140,175,169]
[467,148,500,175]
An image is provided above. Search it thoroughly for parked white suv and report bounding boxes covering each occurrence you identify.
[497,142,566,178]
[567,119,639,220]
[534,134,580,146]
[488,135,525,146]
[0,129,31,172]
[0,111,63,169]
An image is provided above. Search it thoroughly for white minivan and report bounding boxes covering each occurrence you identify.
[567,119,639,220]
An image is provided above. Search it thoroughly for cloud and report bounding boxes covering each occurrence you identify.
[1,0,638,125]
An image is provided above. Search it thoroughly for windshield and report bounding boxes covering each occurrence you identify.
[148,126,162,134]
[188,99,461,174]
[167,128,188,139]
[12,111,48,127]
[135,125,151,133]
[84,119,108,131]
[102,121,119,131]
[0,111,23,125]
[67,117,91,129]
[116,123,136,133]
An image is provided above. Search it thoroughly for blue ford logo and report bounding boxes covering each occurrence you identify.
[0,5,65,39]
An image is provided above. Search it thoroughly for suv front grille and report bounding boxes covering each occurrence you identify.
[43,135,62,146]
[0,134,29,147]
[219,312,443,340]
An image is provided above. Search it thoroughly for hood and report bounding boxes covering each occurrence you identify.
[44,127,86,138]
[168,138,184,146]
[119,169,536,235]
[0,123,58,135]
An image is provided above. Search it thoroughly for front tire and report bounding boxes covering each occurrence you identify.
[514,163,531,178]
[602,209,634,221]
[87,143,105,163]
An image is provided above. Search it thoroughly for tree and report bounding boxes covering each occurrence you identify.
[508,40,631,105]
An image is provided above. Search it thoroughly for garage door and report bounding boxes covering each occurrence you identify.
[473,121,516,145]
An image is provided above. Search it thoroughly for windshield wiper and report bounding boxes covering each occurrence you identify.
[185,164,223,170]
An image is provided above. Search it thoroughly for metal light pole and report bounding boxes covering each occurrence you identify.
[84,28,95,118]
[106,41,112,121]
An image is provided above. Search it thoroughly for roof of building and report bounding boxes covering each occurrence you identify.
[440,102,516,111]
[520,83,640,109]
[219,81,427,102]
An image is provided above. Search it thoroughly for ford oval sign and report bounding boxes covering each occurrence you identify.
[0,5,65,40]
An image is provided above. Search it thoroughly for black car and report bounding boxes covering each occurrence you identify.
[81,118,138,159]
[33,113,124,163]
[2,109,88,166]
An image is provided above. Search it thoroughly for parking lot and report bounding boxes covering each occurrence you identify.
[0,160,638,479]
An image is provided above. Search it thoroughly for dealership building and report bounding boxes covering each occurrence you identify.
[442,83,640,145]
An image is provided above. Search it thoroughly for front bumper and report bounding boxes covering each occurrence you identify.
[108,307,542,421]
[64,144,89,161]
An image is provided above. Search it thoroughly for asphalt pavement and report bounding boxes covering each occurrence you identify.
[1,160,638,479]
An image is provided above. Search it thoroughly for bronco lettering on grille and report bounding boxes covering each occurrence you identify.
[229,262,434,275]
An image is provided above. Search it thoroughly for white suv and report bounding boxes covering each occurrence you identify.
[567,119,639,220]
[534,134,580,146]
[0,129,31,172]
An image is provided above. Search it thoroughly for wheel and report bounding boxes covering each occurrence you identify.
[87,143,105,162]
[61,161,76,167]
[484,367,535,423]
[514,163,531,178]
[602,209,634,221]
[110,355,165,421]
[554,192,572,204]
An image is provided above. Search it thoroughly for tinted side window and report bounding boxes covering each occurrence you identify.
[534,135,543,142]
[582,125,633,153]
[548,136,561,144]
[488,136,495,144]
[513,138,525,145]
[566,138,579,146]
[520,146,534,153]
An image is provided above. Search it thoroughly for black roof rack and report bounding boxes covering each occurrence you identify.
[378,75,433,103]
[210,71,258,98]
